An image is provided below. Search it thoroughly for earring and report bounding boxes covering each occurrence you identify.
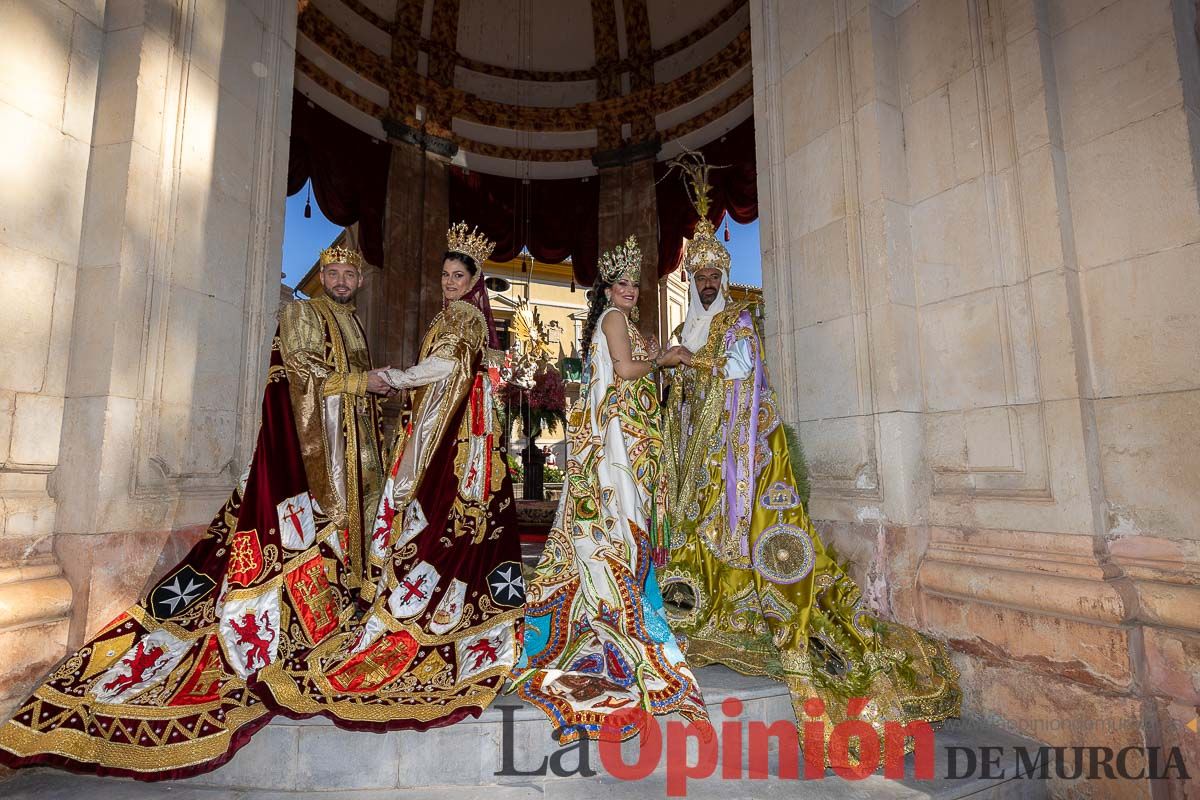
[630,306,641,322]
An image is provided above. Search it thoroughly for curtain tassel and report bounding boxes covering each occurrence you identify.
[723,218,731,242]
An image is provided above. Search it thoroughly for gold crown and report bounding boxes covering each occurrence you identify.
[319,245,364,270]
[446,221,496,267]
[683,219,731,275]
[598,235,642,284]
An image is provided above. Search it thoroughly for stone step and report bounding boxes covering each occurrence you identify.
[0,665,1050,799]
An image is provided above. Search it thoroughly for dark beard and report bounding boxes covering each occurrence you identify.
[328,291,354,305]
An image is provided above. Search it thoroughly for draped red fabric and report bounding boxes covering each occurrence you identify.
[454,270,503,350]
[448,168,601,285]
[655,116,758,276]
[287,93,390,267]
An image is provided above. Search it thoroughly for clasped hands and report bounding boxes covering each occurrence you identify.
[645,336,693,368]
[366,367,398,397]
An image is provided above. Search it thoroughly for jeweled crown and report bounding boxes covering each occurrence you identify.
[598,235,642,284]
[683,219,732,274]
[446,221,496,267]
[319,245,364,270]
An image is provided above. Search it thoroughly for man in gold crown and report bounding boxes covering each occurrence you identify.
[0,243,396,779]
[278,245,395,599]
[660,155,961,743]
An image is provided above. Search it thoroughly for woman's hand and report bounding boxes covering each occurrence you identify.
[674,346,694,367]
[644,335,661,361]
[368,367,398,396]
[656,346,690,368]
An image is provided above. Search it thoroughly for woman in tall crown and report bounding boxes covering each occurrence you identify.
[254,223,526,729]
[511,236,708,742]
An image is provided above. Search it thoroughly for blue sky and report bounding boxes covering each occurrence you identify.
[282,182,343,290]
[722,216,762,287]
[281,180,764,289]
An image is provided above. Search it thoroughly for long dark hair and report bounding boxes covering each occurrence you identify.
[443,250,478,275]
[580,279,612,362]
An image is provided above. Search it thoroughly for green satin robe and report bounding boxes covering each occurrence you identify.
[662,299,961,739]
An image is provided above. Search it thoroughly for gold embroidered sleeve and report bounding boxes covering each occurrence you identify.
[278,300,333,380]
[690,354,727,375]
[322,371,369,397]
[388,302,485,507]
[427,301,486,360]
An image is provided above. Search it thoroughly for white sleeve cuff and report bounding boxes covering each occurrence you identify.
[723,338,753,380]
[381,356,456,389]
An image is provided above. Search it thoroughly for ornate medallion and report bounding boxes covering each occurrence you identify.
[759,480,800,511]
[751,523,815,585]
[659,569,704,628]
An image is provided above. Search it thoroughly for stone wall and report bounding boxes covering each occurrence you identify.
[0,0,100,717]
[752,0,1199,797]
[0,0,296,717]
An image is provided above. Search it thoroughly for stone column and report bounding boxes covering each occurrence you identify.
[753,0,1200,795]
[0,0,104,716]
[43,0,296,659]
[379,141,450,372]
[1046,0,1200,781]
[597,160,661,340]
[751,0,923,611]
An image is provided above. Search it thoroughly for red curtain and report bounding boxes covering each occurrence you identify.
[654,116,758,276]
[449,168,600,285]
[286,91,753,282]
[287,93,390,268]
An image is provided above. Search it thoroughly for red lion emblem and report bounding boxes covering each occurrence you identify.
[229,610,275,671]
[465,637,499,670]
[103,641,166,694]
[372,498,396,546]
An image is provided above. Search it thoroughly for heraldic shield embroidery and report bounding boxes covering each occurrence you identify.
[0,311,523,779]
[0,332,360,778]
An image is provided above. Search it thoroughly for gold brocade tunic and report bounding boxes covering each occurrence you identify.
[278,295,384,598]
[662,301,961,740]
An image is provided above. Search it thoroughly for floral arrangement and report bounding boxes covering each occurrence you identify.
[506,454,524,482]
[501,367,567,438]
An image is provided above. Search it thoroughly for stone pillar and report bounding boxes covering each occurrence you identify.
[597,161,661,340]
[0,0,297,704]
[752,0,924,607]
[752,0,1200,796]
[0,0,104,715]
[379,142,450,372]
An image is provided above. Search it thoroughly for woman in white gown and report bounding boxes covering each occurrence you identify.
[512,236,707,742]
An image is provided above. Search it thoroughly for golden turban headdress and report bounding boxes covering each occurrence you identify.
[666,150,732,276]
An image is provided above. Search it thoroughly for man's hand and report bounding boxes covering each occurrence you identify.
[657,345,692,368]
[367,367,397,397]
